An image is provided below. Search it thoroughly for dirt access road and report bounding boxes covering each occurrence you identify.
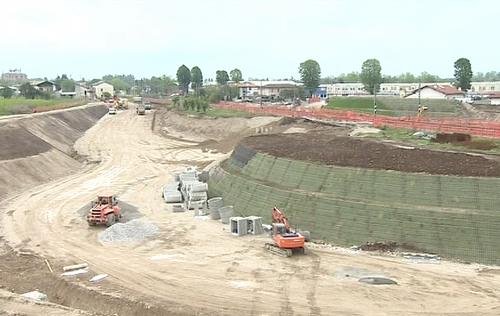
[2,109,500,315]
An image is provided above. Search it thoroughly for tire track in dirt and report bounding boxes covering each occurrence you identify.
[306,252,322,316]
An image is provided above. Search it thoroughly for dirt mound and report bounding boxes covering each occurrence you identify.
[0,243,192,315]
[240,132,500,177]
[434,132,472,143]
[359,241,424,253]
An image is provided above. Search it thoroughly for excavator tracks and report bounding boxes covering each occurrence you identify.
[265,243,293,257]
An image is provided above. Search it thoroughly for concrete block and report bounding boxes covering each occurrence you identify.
[246,216,264,235]
[230,217,248,236]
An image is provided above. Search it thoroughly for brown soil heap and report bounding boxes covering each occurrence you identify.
[240,132,500,177]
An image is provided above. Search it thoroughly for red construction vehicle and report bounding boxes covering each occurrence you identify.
[87,195,121,227]
[265,207,305,257]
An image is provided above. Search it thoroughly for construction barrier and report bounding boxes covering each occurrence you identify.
[215,102,500,138]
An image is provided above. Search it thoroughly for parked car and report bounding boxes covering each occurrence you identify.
[108,107,117,115]
[144,102,152,110]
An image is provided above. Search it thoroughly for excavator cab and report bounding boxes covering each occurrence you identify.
[273,223,287,236]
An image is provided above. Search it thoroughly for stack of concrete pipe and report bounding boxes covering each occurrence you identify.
[162,181,182,203]
[176,167,208,212]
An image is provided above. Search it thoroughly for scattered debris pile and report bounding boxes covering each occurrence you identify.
[434,132,471,143]
[359,241,423,253]
[99,219,158,243]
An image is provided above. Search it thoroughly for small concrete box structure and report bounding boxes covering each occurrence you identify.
[230,217,248,236]
[246,216,264,235]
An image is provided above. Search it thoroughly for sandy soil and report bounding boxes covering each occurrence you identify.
[0,289,96,316]
[1,108,500,315]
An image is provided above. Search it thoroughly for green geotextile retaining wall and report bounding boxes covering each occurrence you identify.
[208,147,500,264]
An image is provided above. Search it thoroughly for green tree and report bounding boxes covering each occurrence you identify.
[320,76,335,84]
[191,66,203,92]
[337,72,360,83]
[60,79,76,92]
[110,78,130,93]
[398,72,416,83]
[360,58,382,94]
[19,83,40,99]
[216,70,229,85]
[0,86,14,99]
[176,65,191,95]
[298,59,321,96]
[454,58,473,91]
[229,68,243,83]
[418,71,441,83]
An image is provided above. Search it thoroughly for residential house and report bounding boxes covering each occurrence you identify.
[92,81,114,99]
[75,82,94,99]
[238,80,302,99]
[405,85,464,100]
[32,80,55,94]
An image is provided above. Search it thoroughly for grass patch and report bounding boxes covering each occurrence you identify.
[327,96,459,117]
[0,98,84,115]
[366,126,500,154]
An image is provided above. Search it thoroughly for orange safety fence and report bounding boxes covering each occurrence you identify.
[215,102,500,138]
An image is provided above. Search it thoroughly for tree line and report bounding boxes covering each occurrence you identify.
[301,57,474,95]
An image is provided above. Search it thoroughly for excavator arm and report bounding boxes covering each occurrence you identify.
[272,207,291,232]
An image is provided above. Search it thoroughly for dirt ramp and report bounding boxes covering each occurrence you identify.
[0,104,107,200]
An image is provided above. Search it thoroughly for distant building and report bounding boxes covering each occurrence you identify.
[320,83,367,96]
[92,81,114,99]
[312,86,327,99]
[486,93,500,105]
[405,85,464,100]
[238,80,301,99]
[32,80,55,93]
[470,81,500,93]
[1,69,28,83]
[75,82,94,99]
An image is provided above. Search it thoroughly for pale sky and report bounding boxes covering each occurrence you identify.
[1,0,498,80]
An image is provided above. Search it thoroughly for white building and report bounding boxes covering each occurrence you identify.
[487,94,500,105]
[238,80,301,99]
[321,82,447,97]
[470,81,500,94]
[92,81,114,99]
[405,85,464,100]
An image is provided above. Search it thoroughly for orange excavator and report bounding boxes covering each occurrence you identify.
[265,207,305,257]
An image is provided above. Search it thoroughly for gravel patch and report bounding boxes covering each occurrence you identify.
[99,219,158,243]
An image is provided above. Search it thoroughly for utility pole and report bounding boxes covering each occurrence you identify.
[417,81,422,116]
[260,80,263,107]
[373,85,377,116]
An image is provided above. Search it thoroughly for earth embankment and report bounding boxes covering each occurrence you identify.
[0,104,107,199]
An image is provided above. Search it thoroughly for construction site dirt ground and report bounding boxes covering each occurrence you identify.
[1,108,500,315]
